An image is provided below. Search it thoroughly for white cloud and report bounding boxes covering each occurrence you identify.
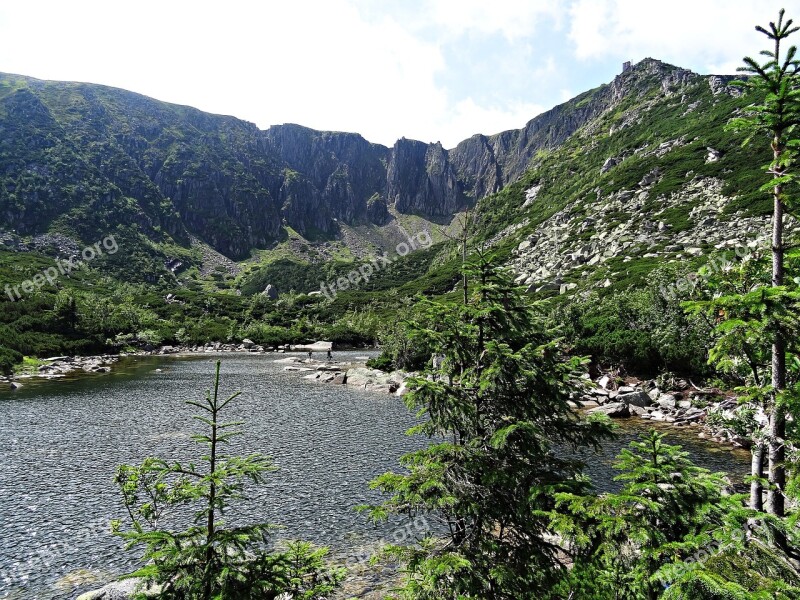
[1,0,790,149]
[423,0,561,41]
[436,97,545,146]
[568,0,798,74]
[0,0,451,145]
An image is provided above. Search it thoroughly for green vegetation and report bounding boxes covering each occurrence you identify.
[362,258,614,598]
[699,9,800,519]
[553,431,800,599]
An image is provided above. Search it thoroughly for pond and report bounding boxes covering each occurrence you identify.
[0,352,750,599]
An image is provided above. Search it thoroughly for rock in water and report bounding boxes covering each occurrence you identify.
[76,578,160,600]
[618,391,653,408]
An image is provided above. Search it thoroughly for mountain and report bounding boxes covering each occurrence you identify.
[0,59,790,292]
[468,59,797,298]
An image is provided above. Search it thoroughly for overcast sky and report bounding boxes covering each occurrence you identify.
[1,1,797,148]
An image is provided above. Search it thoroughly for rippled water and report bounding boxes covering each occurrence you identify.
[0,352,750,599]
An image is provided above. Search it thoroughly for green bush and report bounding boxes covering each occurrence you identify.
[0,345,22,376]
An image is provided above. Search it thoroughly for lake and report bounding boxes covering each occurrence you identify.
[0,352,750,599]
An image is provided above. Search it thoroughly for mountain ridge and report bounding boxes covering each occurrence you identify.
[0,59,703,260]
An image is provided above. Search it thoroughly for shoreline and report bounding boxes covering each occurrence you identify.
[4,341,374,385]
[5,346,750,451]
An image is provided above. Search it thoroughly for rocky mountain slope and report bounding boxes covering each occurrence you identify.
[470,58,798,296]
[0,58,791,291]
[1,69,601,264]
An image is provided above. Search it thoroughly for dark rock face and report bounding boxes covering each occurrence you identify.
[387,139,466,215]
[0,58,699,258]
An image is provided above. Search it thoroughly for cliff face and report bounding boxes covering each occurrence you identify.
[0,59,713,259]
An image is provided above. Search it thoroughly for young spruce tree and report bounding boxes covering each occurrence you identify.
[552,431,732,600]
[363,257,612,599]
[113,360,344,600]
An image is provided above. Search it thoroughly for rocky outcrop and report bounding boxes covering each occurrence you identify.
[508,176,799,295]
[386,139,466,215]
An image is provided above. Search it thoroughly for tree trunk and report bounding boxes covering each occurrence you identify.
[204,364,221,600]
[750,442,765,511]
[767,167,786,517]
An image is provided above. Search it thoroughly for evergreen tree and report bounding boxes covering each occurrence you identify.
[113,360,344,599]
[552,431,731,600]
[727,8,800,516]
[363,257,612,599]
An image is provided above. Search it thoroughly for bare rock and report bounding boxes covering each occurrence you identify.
[619,391,653,408]
[588,402,630,418]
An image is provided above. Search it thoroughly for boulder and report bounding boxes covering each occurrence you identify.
[365,383,396,394]
[657,393,678,409]
[600,157,619,173]
[290,341,333,352]
[617,385,636,394]
[77,578,159,600]
[619,391,653,408]
[343,367,393,388]
[262,284,279,299]
[588,402,630,418]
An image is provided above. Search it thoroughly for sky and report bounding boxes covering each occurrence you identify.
[0,0,798,148]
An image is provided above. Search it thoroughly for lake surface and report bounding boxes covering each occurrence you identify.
[0,352,749,599]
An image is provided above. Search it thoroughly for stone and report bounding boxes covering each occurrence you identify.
[559,282,578,294]
[617,385,636,394]
[344,367,391,388]
[9,381,23,390]
[657,393,678,409]
[600,156,619,173]
[366,383,397,394]
[618,391,653,408]
[262,284,279,299]
[588,402,629,418]
[77,578,159,600]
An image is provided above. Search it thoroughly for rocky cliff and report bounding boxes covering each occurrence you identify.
[0,58,764,268]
